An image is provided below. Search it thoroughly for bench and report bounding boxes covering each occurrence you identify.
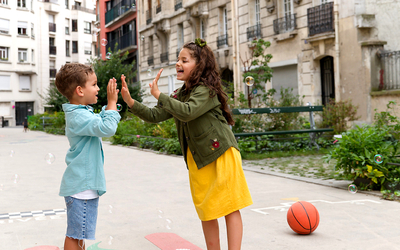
[231,105,334,150]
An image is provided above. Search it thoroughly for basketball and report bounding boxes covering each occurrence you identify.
[287,201,319,235]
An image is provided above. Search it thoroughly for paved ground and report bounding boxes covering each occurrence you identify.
[1,127,400,250]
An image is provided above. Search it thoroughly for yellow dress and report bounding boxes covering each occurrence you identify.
[187,147,253,221]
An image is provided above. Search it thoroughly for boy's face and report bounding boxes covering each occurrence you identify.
[176,48,197,82]
[81,73,100,105]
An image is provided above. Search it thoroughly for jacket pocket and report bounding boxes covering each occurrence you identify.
[193,126,222,157]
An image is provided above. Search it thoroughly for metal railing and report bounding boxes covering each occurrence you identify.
[84,28,91,34]
[146,10,152,25]
[72,4,95,14]
[106,31,137,52]
[105,0,136,25]
[156,3,162,13]
[217,34,228,48]
[49,23,56,32]
[273,14,297,34]
[247,24,261,40]
[148,56,154,66]
[379,51,400,90]
[160,52,169,63]
[43,0,58,3]
[49,45,57,55]
[174,0,182,11]
[307,2,334,36]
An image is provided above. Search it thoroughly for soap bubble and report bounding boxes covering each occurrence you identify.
[348,184,357,194]
[147,68,152,76]
[45,153,56,164]
[116,104,122,112]
[12,174,20,184]
[101,38,108,46]
[374,154,383,164]
[245,76,254,87]
[10,150,15,157]
[106,52,112,59]
[141,35,145,41]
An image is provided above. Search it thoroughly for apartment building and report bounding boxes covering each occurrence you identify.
[95,0,138,81]
[0,0,96,127]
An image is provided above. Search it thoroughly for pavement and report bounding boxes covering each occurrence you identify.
[1,127,400,250]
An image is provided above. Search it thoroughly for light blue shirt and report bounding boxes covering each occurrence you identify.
[59,103,121,197]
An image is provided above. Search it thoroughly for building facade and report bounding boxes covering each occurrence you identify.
[136,0,400,124]
[0,0,96,127]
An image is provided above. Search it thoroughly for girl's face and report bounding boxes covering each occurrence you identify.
[176,48,197,82]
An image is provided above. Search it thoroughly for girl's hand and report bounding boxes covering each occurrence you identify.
[106,78,119,111]
[149,69,163,100]
[121,74,135,108]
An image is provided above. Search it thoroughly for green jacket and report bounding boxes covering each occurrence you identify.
[128,84,239,169]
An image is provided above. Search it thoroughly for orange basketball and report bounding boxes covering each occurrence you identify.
[287,201,319,235]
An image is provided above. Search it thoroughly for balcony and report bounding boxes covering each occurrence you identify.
[146,10,152,25]
[106,30,137,53]
[72,4,95,14]
[148,56,154,66]
[156,4,162,14]
[49,23,56,32]
[247,24,261,41]
[307,2,334,36]
[175,0,182,11]
[273,14,297,34]
[49,69,57,78]
[43,0,60,13]
[217,34,228,48]
[105,0,136,25]
[49,45,57,55]
[160,52,169,63]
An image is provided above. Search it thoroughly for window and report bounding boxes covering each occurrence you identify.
[18,48,27,62]
[200,19,205,39]
[65,0,69,8]
[66,40,70,56]
[177,23,184,50]
[65,18,70,34]
[17,0,26,8]
[84,22,91,34]
[0,18,9,34]
[321,0,331,3]
[223,7,228,35]
[284,0,293,16]
[0,47,9,60]
[0,0,8,5]
[31,23,34,38]
[19,75,31,90]
[75,1,81,7]
[18,21,27,35]
[31,49,34,63]
[0,75,11,90]
[255,0,260,25]
[72,19,77,32]
[84,42,91,55]
[72,41,78,53]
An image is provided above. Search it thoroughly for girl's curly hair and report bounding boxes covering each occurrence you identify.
[182,39,234,125]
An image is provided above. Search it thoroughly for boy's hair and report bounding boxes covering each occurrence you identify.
[182,39,235,125]
[55,63,94,100]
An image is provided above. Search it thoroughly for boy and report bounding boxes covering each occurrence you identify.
[55,63,121,250]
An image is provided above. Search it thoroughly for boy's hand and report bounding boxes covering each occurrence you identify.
[121,74,135,108]
[149,69,163,100]
[106,78,119,111]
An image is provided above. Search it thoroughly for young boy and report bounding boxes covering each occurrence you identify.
[55,63,121,250]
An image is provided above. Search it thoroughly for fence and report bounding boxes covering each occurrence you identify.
[380,50,400,90]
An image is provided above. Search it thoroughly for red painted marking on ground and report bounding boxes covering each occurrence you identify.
[24,246,60,250]
[145,233,203,250]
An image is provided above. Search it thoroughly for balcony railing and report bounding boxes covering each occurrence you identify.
[160,52,169,63]
[49,45,57,55]
[307,2,334,36]
[43,0,58,3]
[106,30,137,52]
[84,28,91,34]
[155,4,161,14]
[105,0,136,25]
[49,23,56,32]
[146,10,152,25]
[273,14,297,34]
[49,69,57,78]
[148,56,154,66]
[72,4,95,14]
[217,34,228,48]
[174,0,182,11]
[247,24,261,40]
[380,50,400,90]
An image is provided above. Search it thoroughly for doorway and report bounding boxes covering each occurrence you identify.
[15,102,34,125]
[320,56,335,105]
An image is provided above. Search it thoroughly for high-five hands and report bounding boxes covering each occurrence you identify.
[149,69,163,100]
[121,74,135,108]
[105,77,118,111]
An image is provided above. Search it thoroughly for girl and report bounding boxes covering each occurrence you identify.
[121,38,253,250]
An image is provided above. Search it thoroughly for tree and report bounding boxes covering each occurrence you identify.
[41,83,68,112]
[240,39,273,108]
[89,44,143,113]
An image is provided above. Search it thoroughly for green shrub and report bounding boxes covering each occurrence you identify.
[320,99,360,134]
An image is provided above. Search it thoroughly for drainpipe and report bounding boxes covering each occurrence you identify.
[334,0,340,101]
[231,0,241,105]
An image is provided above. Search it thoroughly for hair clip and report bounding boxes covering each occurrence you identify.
[195,38,207,48]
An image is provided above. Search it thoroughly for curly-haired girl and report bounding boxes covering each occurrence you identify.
[121,38,253,250]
